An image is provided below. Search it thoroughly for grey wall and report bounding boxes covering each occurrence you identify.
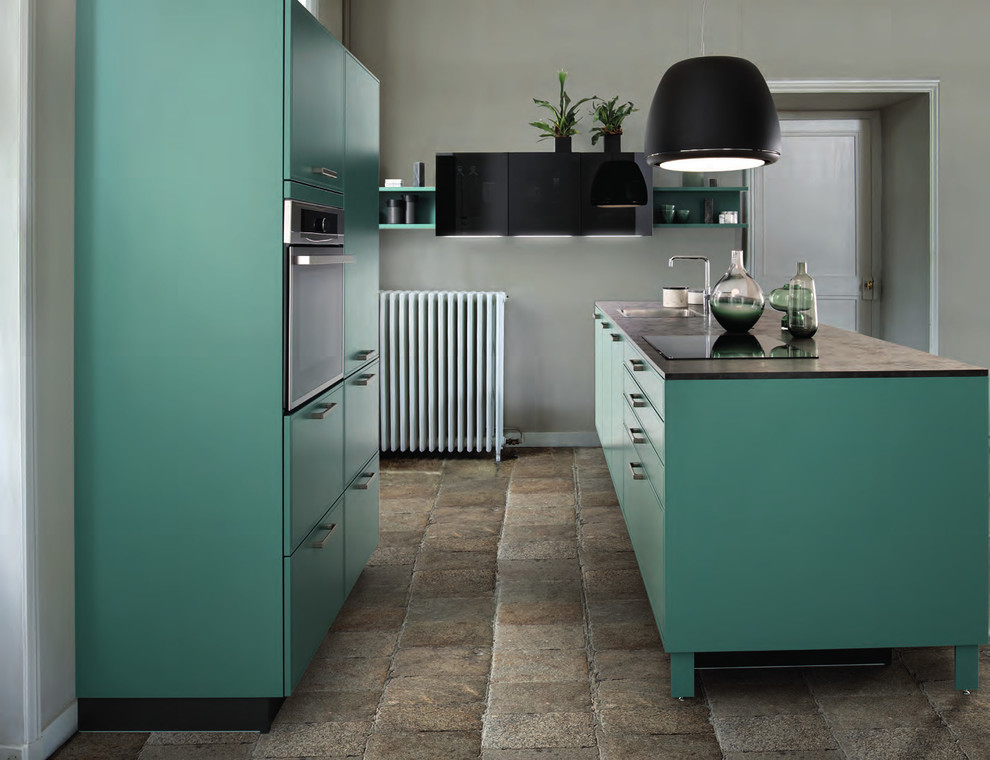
[880,94,930,350]
[350,0,990,441]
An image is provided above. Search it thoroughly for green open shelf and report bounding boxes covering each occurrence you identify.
[379,187,436,228]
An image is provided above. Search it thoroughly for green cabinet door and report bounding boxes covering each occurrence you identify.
[343,53,380,375]
[344,361,380,483]
[344,455,380,594]
[285,0,345,193]
[285,385,345,555]
[594,311,607,441]
[284,498,345,694]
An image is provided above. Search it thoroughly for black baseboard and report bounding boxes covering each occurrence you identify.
[695,648,893,670]
[77,697,284,733]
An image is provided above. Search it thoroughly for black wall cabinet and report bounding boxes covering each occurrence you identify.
[436,152,652,237]
[436,153,508,236]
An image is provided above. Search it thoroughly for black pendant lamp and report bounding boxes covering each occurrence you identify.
[590,160,649,208]
[644,56,781,172]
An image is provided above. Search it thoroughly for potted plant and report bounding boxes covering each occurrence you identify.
[529,70,596,152]
[589,96,638,152]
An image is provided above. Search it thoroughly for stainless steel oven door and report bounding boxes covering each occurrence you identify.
[285,246,355,412]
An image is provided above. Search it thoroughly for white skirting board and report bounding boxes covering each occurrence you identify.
[0,701,77,760]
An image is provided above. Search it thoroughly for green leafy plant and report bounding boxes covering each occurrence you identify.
[588,96,638,145]
[530,70,597,140]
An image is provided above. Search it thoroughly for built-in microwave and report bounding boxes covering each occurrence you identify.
[283,199,351,413]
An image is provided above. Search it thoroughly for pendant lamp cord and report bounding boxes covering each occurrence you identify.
[700,0,708,56]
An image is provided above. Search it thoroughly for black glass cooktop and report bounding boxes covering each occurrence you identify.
[644,333,819,360]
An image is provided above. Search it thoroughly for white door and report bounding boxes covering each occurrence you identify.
[750,117,879,335]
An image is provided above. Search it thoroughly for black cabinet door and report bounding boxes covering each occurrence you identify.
[580,153,654,236]
[436,153,508,236]
[507,153,581,236]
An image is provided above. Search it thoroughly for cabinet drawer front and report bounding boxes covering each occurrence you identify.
[286,384,345,555]
[344,454,380,594]
[623,399,665,506]
[623,342,665,419]
[284,498,345,694]
[623,368,665,462]
[344,362,380,483]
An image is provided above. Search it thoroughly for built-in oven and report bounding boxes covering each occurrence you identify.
[284,198,352,413]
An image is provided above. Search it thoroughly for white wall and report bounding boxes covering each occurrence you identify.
[1,1,77,757]
[1,0,32,753]
[880,94,930,350]
[351,0,990,439]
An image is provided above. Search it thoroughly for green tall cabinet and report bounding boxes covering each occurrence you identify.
[75,0,380,731]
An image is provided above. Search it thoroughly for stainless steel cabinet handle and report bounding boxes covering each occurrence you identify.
[628,427,646,445]
[610,333,622,342]
[308,402,337,420]
[355,373,376,386]
[600,322,611,329]
[311,522,338,548]
[292,254,355,266]
[355,470,378,490]
[629,359,646,371]
[594,313,602,319]
[628,393,646,408]
[313,167,338,179]
[628,462,646,480]
[356,349,377,361]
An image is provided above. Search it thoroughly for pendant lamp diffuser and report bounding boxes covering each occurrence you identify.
[645,56,781,172]
[590,160,649,208]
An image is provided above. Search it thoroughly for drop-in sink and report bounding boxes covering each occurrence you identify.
[618,306,704,318]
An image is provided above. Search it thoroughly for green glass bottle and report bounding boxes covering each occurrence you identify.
[786,262,819,338]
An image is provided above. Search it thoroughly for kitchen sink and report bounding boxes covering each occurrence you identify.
[618,306,705,318]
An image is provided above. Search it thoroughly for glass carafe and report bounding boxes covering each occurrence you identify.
[710,250,765,333]
[786,261,818,338]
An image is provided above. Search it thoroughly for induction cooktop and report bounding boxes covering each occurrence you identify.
[644,333,819,360]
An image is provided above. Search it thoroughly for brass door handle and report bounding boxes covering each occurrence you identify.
[355,471,378,490]
[311,523,338,548]
[308,402,337,420]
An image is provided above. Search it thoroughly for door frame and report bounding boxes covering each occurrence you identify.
[765,79,940,354]
[750,111,882,336]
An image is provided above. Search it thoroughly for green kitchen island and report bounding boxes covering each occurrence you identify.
[594,301,989,698]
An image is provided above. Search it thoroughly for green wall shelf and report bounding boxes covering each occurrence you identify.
[379,186,436,229]
[653,185,746,227]
[654,223,748,229]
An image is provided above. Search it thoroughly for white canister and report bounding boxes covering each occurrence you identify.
[662,287,689,308]
[687,289,705,305]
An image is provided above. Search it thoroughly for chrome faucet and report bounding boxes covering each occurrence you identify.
[668,255,711,324]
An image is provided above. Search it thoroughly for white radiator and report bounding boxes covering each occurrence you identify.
[380,290,507,461]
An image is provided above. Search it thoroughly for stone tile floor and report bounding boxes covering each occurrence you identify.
[53,447,990,759]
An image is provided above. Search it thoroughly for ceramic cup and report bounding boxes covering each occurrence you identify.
[662,286,689,308]
[660,204,675,224]
[675,209,691,223]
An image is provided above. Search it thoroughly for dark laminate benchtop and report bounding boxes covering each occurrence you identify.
[596,301,988,380]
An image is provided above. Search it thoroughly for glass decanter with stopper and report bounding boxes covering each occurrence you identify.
[710,250,765,333]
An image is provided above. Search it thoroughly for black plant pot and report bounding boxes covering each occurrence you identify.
[554,136,572,153]
[603,133,622,153]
